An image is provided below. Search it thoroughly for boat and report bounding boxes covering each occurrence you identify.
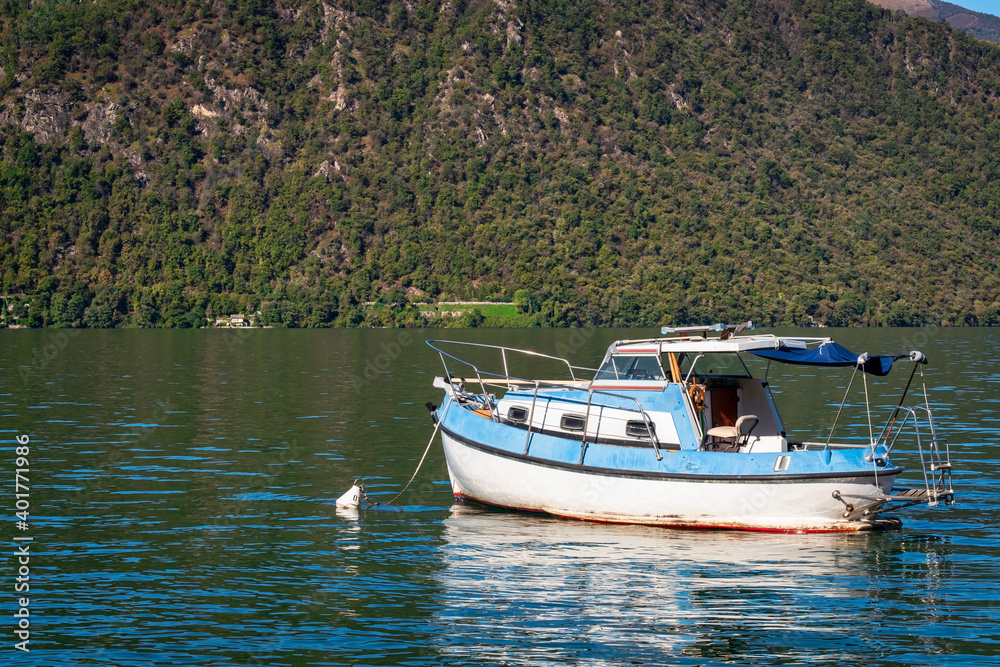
[425,322,955,533]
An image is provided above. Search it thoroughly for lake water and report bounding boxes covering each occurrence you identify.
[2,327,998,666]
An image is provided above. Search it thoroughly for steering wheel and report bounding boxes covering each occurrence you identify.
[688,384,706,412]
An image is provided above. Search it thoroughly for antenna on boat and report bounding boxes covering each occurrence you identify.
[660,321,754,339]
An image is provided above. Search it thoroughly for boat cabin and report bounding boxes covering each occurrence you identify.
[588,332,788,453]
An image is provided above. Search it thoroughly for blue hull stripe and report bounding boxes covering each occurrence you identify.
[440,421,903,484]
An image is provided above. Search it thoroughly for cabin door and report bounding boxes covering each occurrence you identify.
[709,387,739,429]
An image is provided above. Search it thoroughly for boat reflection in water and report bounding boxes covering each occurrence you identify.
[431,504,954,665]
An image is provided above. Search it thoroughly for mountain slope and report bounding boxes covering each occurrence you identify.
[870,0,1000,43]
[2,0,1000,328]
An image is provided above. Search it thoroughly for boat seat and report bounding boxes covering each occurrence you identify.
[707,415,759,449]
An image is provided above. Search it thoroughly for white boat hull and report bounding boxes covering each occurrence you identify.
[441,430,899,533]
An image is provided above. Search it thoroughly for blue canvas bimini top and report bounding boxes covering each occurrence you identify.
[750,341,903,376]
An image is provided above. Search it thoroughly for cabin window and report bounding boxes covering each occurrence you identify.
[507,406,529,423]
[560,414,587,431]
[626,420,656,438]
[594,355,667,381]
[680,352,752,380]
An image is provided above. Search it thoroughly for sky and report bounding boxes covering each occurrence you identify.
[947,1,1000,18]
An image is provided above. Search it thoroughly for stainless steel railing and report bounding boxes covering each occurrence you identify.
[878,405,954,507]
[427,339,664,462]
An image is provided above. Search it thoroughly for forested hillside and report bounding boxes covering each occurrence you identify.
[2,0,1000,328]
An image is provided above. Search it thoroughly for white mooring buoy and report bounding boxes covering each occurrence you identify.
[336,479,365,509]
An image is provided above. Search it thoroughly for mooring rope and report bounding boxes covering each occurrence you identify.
[379,398,453,506]
[383,419,442,506]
